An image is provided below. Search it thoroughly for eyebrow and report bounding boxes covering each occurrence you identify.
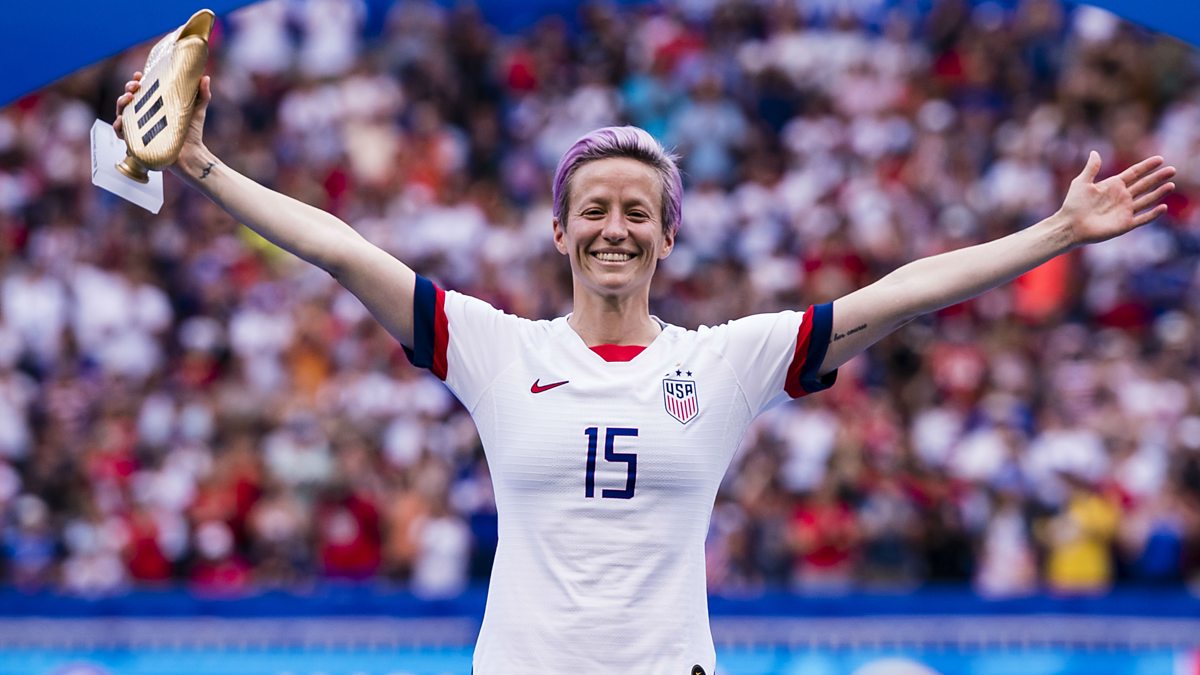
[576,194,655,210]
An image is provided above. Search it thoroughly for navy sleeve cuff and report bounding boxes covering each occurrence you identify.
[798,302,837,394]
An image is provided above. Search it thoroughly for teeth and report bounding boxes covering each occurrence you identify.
[594,252,634,262]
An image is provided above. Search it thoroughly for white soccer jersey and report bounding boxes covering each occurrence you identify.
[404,276,836,675]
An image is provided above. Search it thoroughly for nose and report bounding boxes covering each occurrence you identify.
[600,212,628,241]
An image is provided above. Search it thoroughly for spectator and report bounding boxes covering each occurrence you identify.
[0,0,1198,595]
[974,485,1038,598]
[410,494,471,599]
[1040,472,1121,594]
[790,477,860,593]
[190,520,252,594]
[315,482,381,580]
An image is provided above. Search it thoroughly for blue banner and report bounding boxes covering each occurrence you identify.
[0,1,256,107]
[3,585,1199,618]
[0,646,1189,675]
[1083,0,1200,48]
[2,1,1198,107]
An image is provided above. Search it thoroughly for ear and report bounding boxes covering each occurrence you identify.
[658,227,675,260]
[552,218,568,255]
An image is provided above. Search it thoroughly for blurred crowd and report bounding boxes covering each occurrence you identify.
[2,0,1200,599]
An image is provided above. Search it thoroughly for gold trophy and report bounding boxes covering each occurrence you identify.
[91,9,215,212]
[117,9,214,182]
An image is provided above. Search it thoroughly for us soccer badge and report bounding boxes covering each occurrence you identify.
[663,371,699,424]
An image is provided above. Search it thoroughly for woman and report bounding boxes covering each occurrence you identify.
[116,73,1174,674]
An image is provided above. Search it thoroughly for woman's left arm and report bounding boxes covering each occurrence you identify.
[819,152,1176,375]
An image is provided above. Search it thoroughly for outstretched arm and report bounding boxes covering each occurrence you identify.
[116,73,417,347]
[819,152,1176,375]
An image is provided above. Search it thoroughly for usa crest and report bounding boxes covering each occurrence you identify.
[663,377,699,424]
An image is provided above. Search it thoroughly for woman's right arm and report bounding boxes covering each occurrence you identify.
[116,74,416,347]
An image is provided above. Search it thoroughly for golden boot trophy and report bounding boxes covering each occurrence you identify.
[91,9,215,212]
[117,9,215,181]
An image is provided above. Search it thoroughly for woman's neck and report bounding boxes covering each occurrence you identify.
[568,290,660,347]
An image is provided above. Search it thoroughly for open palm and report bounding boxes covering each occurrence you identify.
[1059,151,1176,247]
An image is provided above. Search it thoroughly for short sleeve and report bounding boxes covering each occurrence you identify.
[703,303,837,416]
[403,275,524,411]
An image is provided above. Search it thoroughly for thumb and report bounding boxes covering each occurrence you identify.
[1076,150,1101,183]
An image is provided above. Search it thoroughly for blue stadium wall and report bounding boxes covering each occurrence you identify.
[3,1,1200,107]
[2,588,1199,674]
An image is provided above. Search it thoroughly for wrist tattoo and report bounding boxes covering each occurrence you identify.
[199,161,216,180]
[832,323,867,342]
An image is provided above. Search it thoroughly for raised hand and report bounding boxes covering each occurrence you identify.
[112,71,144,142]
[1057,151,1177,248]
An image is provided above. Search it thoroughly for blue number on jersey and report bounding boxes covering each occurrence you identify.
[584,427,638,499]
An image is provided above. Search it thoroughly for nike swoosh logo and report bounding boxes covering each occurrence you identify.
[531,379,569,394]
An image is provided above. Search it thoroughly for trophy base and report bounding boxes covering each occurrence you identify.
[116,154,151,184]
[91,120,163,214]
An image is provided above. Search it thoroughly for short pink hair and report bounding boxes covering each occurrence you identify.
[552,126,683,235]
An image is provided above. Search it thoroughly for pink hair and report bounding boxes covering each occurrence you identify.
[551,126,682,235]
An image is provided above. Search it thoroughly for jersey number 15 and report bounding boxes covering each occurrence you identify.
[584,427,637,499]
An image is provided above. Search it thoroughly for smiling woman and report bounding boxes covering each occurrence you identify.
[112,59,1176,671]
[553,155,675,347]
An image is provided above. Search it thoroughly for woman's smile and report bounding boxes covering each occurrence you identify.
[554,156,674,301]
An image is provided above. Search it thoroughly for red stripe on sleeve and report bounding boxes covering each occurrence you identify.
[431,286,448,380]
[784,310,815,399]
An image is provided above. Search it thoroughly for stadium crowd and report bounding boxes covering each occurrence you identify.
[2,0,1200,599]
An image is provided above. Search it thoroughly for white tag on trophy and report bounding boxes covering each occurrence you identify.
[91,119,164,214]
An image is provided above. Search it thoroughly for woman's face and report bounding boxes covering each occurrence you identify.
[553,157,674,301]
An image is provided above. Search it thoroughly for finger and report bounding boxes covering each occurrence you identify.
[1118,155,1165,186]
[133,71,142,80]
[114,94,129,126]
[1132,203,1168,227]
[1132,182,1175,214]
[193,75,212,113]
[1076,151,1102,183]
[1129,165,1176,197]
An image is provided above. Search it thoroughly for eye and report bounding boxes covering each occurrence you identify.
[581,208,604,218]
[627,210,649,221]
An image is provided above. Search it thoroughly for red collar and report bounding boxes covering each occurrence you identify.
[589,344,646,362]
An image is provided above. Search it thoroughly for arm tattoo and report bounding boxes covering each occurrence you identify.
[199,161,216,180]
[832,323,867,342]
